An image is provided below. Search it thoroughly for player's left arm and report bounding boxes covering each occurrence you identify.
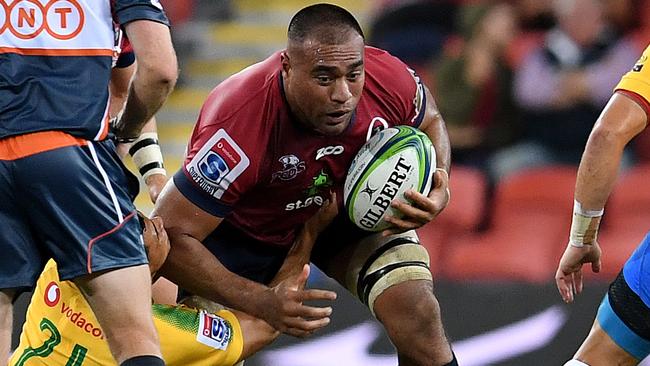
[383,85,451,235]
[556,91,648,302]
[110,59,168,203]
[232,195,339,360]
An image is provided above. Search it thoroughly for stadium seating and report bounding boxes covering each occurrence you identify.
[417,166,488,275]
[439,166,577,282]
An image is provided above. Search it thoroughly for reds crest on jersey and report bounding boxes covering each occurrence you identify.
[197,310,232,350]
[186,129,249,199]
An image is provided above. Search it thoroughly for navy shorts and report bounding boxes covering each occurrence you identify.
[597,270,650,360]
[197,214,371,285]
[0,133,147,291]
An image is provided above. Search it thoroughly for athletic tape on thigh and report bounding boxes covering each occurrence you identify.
[356,236,431,316]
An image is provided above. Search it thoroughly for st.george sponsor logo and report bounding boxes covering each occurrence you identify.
[197,310,232,350]
[359,156,411,229]
[0,0,85,40]
[285,195,325,211]
[315,145,344,160]
[285,170,333,211]
[187,129,249,199]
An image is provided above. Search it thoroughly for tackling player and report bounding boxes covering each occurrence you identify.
[556,43,650,365]
[10,196,338,366]
[155,4,455,366]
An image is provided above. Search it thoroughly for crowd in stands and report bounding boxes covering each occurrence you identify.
[367,0,650,282]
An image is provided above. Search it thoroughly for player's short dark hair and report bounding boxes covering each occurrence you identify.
[288,4,365,44]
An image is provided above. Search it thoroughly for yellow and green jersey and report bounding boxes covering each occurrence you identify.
[10,260,244,366]
[616,44,650,104]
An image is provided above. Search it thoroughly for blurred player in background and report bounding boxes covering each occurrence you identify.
[0,2,177,365]
[155,4,455,365]
[556,44,650,365]
[10,196,338,366]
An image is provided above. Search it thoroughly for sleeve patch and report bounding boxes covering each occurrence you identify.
[408,68,426,126]
[633,54,647,72]
[186,129,249,199]
[196,310,233,351]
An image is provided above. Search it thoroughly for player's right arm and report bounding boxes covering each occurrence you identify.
[154,182,336,337]
[111,5,178,141]
[556,47,650,303]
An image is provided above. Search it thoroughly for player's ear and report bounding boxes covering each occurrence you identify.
[281,51,291,75]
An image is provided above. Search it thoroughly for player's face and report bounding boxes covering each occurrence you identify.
[283,34,365,136]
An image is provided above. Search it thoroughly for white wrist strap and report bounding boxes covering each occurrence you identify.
[129,132,166,181]
[569,200,603,248]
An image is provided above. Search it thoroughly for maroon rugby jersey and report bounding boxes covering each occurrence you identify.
[174,46,427,246]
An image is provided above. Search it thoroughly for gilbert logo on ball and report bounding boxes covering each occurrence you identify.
[344,126,435,231]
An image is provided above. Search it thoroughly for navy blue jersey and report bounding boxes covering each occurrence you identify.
[0,0,169,141]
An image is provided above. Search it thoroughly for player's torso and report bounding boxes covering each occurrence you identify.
[0,1,115,140]
[185,47,423,246]
[228,85,413,246]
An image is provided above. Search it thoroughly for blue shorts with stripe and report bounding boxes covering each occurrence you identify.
[596,232,650,360]
[0,137,147,291]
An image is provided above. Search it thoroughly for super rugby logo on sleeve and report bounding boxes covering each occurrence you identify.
[197,310,233,350]
[187,129,249,199]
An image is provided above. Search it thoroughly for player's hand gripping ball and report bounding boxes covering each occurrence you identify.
[344,126,435,231]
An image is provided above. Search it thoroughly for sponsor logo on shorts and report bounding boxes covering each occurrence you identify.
[316,145,344,160]
[187,129,249,199]
[60,301,104,339]
[272,154,306,182]
[44,281,60,307]
[197,310,232,350]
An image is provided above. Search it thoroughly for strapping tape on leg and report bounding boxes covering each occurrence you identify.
[356,237,431,316]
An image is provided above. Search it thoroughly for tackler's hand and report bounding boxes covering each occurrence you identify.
[262,265,336,338]
[139,212,170,275]
[145,173,168,204]
[382,168,450,236]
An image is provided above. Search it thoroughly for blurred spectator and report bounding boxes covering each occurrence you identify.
[433,2,521,172]
[514,0,555,32]
[368,1,458,68]
[603,0,642,36]
[488,0,639,181]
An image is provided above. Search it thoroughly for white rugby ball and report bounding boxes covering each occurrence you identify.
[344,125,436,231]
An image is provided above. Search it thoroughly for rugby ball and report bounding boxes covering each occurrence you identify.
[344,126,435,231]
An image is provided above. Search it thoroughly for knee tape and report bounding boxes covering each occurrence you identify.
[356,236,432,316]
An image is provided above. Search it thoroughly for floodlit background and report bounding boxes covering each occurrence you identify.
[13,0,650,364]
